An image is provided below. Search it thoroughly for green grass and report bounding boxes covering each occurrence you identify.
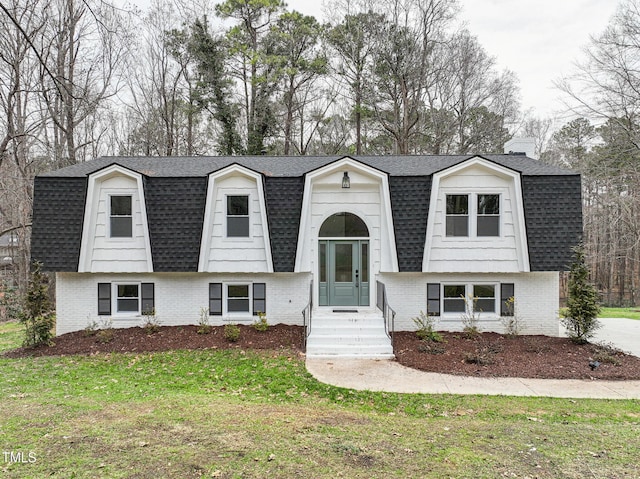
[0,321,24,352]
[599,307,640,320]
[1,324,640,478]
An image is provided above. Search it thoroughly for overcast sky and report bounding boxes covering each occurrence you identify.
[124,0,621,121]
[286,0,620,120]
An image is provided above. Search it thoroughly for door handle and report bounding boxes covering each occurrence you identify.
[355,269,359,287]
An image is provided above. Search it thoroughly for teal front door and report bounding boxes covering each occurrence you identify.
[319,240,369,307]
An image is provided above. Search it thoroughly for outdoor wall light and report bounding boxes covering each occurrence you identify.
[342,171,350,188]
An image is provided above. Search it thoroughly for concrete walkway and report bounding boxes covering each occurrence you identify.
[306,318,640,399]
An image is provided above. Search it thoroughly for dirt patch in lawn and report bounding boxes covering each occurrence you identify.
[5,325,640,380]
[394,331,640,380]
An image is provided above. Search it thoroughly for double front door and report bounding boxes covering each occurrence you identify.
[318,240,369,307]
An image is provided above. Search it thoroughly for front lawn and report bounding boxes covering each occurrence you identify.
[1,324,640,478]
[600,307,640,320]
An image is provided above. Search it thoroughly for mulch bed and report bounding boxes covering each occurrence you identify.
[3,324,305,359]
[394,331,640,380]
[5,324,640,381]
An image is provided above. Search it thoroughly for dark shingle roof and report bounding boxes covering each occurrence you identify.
[264,177,305,272]
[41,154,572,178]
[522,175,583,271]
[389,176,432,272]
[31,177,86,271]
[32,154,582,273]
[143,177,207,272]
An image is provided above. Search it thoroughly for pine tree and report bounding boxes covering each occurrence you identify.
[19,262,55,347]
[562,245,601,343]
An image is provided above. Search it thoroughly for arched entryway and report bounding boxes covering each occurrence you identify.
[318,212,369,307]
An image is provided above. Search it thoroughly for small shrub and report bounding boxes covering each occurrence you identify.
[141,308,161,334]
[197,307,212,334]
[84,317,113,338]
[460,295,481,338]
[591,341,624,366]
[84,319,100,336]
[224,323,240,342]
[418,340,446,355]
[500,297,524,337]
[96,328,114,344]
[252,311,269,332]
[464,339,502,365]
[412,311,443,342]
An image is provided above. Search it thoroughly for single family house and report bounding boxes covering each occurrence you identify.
[31,154,582,357]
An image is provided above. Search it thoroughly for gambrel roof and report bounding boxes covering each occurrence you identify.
[31,154,582,273]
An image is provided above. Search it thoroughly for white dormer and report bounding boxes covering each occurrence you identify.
[198,164,273,273]
[295,156,399,275]
[423,157,530,273]
[78,164,153,273]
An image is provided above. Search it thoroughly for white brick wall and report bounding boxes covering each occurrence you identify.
[377,272,560,336]
[56,271,560,337]
[56,272,312,335]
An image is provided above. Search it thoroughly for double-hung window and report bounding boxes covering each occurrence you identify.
[227,284,250,313]
[116,284,139,313]
[428,282,514,317]
[110,195,133,238]
[442,283,496,314]
[445,193,500,237]
[227,195,250,237]
[209,282,266,317]
[98,282,154,316]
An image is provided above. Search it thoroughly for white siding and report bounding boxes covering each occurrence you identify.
[82,173,152,273]
[378,272,560,336]
[426,163,524,273]
[201,174,270,273]
[56,272,311,335]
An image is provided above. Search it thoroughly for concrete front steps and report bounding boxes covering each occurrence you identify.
[306,310,394,359]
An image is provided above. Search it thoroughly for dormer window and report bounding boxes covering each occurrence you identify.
[227,195,249,237]
[445,193,500,238]
[110,195,133,238]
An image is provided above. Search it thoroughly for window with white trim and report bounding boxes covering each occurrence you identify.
[226,195,250,237]
[209,282,266,316]
[442,283,497,314]
[116,284,139,313]
[97,282,155,316]
[445,193,500,238]
[227,284,250,313]
[110,195,133,238]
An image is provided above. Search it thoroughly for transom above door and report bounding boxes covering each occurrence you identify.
[318,212,369,307]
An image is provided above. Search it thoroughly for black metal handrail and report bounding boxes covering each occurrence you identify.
[376,280,396,341]
[302,280,313,351]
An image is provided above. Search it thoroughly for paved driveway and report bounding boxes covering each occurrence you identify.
[592,318,640,357]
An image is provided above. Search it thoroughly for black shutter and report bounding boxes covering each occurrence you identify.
[209,283,222,316]
[501,283,515,316]
[253,283,266,316]
[98,283,111,315]
[141,283,155,315]
[427,283,440,316]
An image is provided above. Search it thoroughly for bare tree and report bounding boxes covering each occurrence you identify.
[38,0,131,166]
